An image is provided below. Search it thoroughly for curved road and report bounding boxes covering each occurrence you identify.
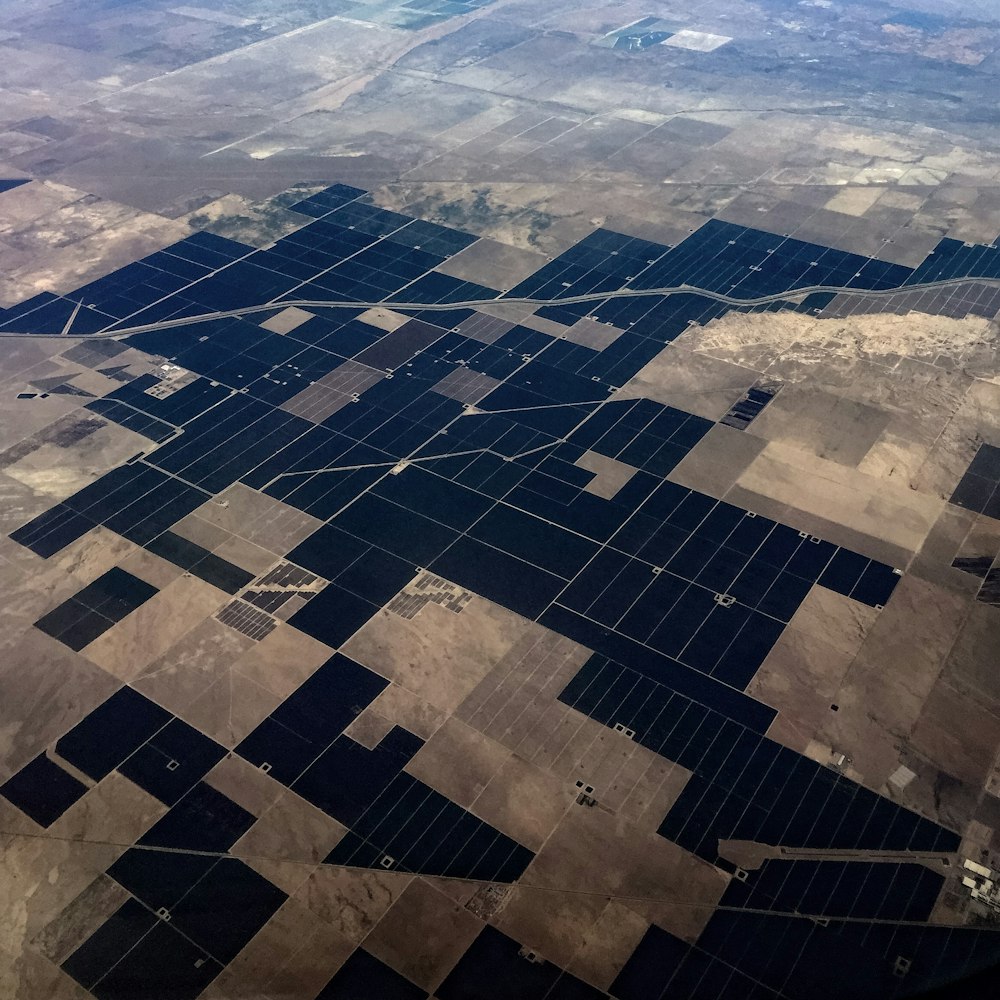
[2,275,996,340]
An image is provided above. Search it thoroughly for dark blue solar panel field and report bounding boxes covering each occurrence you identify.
[2,176,1000,1000]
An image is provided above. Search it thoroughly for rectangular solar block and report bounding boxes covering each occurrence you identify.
[57,686,170,780]
[235,716,319,786]
[317,949,427,1000]
[468,504,599,580]
[9,503,95,558]
[169,858,286,965]
[72,916,221,999]
[271,653,388,749]
[61,898,159,991]
[332,493,459,565]
[145,531,254,594]
[34,568,158,651]
[286,583,378,647]
[293,729,423,826]
[118,719,226,806]
[432,536,565,620]
[951,471,1000,516]
[0,753,88,827]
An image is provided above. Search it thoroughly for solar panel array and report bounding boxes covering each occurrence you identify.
[3,185,999,999]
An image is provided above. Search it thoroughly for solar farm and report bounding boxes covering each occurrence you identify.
[1,178,999,999]
[4,0,1000,998]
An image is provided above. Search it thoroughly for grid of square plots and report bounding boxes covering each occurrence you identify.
[2,185,999,1000]
[12,292,901,778]
[0,208,918,761]
[10,324,466,563]
[19,324,896,725]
